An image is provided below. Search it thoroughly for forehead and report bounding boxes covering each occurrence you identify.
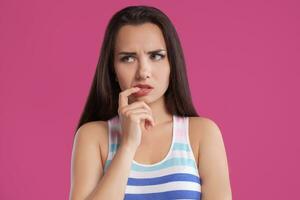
[114,23,166,52]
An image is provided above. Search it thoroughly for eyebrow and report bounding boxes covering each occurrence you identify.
[117,49,166,56]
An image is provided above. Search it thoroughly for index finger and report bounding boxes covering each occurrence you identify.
[118,87,141,108]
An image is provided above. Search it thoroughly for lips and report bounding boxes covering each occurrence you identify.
[133,83,153,89]
[132,84,153,97]
[133,88,153,97]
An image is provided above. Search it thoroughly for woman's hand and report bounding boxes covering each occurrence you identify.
[117,87,155,151]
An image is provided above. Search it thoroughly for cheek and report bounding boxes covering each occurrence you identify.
[115,67,135,88]
[160,66,170,80]
[163,72,171,88]
[155,67,170,87]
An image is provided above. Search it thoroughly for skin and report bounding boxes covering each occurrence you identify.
[113,22,172,128]
[69,22,232,200]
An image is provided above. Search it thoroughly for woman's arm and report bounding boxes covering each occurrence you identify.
[197,117,232,200]
[69,121,136,200]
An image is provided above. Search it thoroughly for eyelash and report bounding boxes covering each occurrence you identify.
[120,53,165,63]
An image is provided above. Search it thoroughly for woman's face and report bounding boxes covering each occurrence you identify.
[113,22,170,104]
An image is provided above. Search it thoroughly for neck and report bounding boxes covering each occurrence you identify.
[145,96,172,127]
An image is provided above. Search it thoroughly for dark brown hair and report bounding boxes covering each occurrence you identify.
[75,5,199,135]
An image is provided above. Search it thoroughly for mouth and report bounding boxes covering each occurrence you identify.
[132,84,154,97]
[133,84,154,89]
[133,88,153,97]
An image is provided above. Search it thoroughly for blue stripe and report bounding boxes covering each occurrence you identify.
[172,143,191,151]
[127,173,201,185]
[110,142,190,152]
[124,190,201,200]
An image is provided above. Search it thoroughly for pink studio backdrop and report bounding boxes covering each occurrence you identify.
[1,0,299,199]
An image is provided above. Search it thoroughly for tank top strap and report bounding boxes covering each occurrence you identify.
[104,115,120,172]
[109,115,121,144]
[171,115,198,170]
[173,115,190,147]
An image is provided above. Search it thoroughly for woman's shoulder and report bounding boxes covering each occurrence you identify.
[75,120,109,149]
[189,116,222,143]
[77,120,108,136]
[189,116,220,128]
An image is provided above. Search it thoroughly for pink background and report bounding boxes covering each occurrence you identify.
[1,0,299,199]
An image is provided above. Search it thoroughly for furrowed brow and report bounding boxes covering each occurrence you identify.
[118,49,166,56]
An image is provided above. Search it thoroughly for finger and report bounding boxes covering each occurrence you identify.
[124,109,155,126]
[124,108,153,123]
[121,101,152,115]
[131,112,155,128]
[119,87,141,108]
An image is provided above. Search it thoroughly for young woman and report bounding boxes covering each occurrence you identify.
[69,5,232,200]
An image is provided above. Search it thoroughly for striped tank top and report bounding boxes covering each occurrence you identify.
[104,114,202,200]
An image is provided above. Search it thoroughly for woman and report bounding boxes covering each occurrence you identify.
[69,5,232,200]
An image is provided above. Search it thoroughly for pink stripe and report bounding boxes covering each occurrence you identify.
[177,133,187,141]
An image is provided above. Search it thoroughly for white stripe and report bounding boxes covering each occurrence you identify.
[125,181,201,194]
[129,165,200,178]
[107,148,194,161]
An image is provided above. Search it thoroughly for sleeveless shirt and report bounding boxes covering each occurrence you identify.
[104,114,202,200]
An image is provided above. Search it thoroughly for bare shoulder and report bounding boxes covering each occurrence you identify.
[70,120,108,200]
[75,120,109,166]
[189,116,223,143]
[190,116,232,199]
[188,116,222,167]
[74,120,108,146]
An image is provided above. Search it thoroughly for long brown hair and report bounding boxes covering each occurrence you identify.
[74,5,199,135]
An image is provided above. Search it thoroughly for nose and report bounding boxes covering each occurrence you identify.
[136,56,151,80]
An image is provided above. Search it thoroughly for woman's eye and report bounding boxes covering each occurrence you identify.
[151,53,165,61]
[120,56,135,63]
[120,54,165,63]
